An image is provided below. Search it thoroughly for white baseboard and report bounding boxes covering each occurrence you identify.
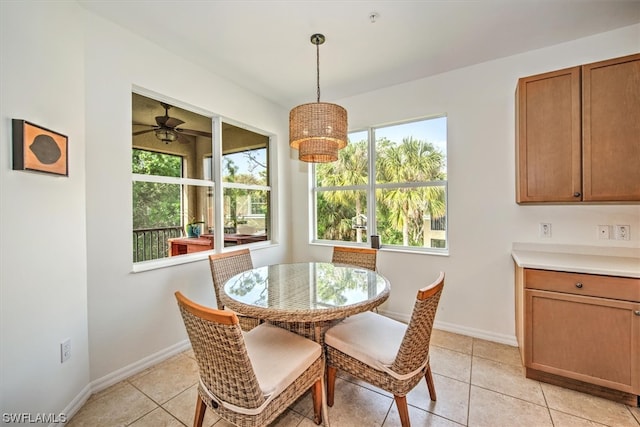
[90,339,191,394]
[55,339,191,425]
[50,383,92,427]
[379,309,519,347]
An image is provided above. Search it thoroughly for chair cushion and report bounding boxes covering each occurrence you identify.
[326,311,422,379]
[244,323,322,397]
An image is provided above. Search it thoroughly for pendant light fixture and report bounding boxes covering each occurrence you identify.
[289,33,348,163]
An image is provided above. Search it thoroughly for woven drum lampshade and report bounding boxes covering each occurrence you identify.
[289,34,348,163]
[289,101,347,163]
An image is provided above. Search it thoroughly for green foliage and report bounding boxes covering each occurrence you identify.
[316,136,447,247]
[132,149,182,229]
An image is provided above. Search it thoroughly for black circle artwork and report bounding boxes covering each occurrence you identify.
[29,134,61,165]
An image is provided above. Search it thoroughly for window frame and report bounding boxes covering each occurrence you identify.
[132,90,275,272]
[311,115,448,255]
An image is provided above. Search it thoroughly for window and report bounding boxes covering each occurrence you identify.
[313,116,447,253]
[132,92,271,264]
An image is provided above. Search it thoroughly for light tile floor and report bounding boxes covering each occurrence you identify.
[68,330,640,427]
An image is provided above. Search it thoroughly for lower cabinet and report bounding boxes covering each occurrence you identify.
[517,268,640,405]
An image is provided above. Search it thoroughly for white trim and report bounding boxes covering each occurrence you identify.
[90,339,191,394]
[51,340,191,425]
[378,309,518,347]
[49,384,92,427]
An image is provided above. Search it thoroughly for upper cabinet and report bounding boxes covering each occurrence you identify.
[516,53,640,203]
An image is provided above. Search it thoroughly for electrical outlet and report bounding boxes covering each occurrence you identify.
[61,338,71,363]
[539,223,552,238]
[597,225,611,240]
[615,225,630,241]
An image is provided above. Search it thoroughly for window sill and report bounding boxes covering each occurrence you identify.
[310,241,449,257]
[131,240,275,273]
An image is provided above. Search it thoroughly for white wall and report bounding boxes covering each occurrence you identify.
[0,0,90,418]
[83,12,291,382]
[291,24,640,344]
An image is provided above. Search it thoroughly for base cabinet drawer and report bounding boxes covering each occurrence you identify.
[525,289,640,394]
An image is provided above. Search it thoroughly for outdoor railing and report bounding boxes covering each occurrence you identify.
[133,226,183,263]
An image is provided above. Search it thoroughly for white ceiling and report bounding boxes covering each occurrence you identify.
[80,0,640,110]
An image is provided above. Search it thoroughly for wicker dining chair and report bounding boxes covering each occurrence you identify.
[324,272,445,427]
[331,246,377,271]
[208,249,261,331]
[175,291,325,427]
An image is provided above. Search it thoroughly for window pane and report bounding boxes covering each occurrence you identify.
[223,148,268,185]
[222,124,269,185]
[315,190,368,243]
[375,185,447,248]
[316,131,368,187]
[132,93,213,181]
[132,149,182,177]
[375,117,447,184]
[223,188,270,247]
[132,182,214,262]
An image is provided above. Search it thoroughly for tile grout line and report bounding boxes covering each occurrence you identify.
[466,338,474,426]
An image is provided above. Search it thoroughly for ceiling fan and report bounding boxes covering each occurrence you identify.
[132,102,212,144]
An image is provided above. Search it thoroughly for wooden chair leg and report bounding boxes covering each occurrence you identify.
[193,395,206,427]
[425,365,437,401]
[326,365,337,407]
[311,378,323,425]
[394,395,411,427]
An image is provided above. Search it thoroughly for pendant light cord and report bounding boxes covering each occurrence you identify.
[316,41,321,103]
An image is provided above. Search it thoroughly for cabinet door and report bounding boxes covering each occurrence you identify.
[516,67,582,203]
[525,289,640,394]
[583,53,640,201]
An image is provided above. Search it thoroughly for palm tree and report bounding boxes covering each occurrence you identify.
[316,139,369,242]
[376,137,445,246]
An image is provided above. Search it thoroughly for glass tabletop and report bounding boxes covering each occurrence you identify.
[221,262,390,322]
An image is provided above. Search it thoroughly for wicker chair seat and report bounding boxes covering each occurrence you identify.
[325,311,427,380]
[244,323,322,398]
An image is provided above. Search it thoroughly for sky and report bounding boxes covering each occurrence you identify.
[351,116,447,155]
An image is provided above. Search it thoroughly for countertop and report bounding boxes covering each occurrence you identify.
[512,244,640,278]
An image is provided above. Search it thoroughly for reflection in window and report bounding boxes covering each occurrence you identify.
[132,92,271,263]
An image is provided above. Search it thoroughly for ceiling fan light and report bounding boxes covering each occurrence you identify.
[155,129,177,144]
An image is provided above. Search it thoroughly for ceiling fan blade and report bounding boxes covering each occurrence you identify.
[177,132,192,144]
[164,117,185,128]
[133,129,156,136]
[155,115,168,126]
[133,122,156,127]
[176,128,212,138]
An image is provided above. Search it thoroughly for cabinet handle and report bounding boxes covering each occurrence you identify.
[635,311,640,316]
[573,192,581,197]
[575,282,583,289]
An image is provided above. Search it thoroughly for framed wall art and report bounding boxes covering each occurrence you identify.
[12,119,68,176]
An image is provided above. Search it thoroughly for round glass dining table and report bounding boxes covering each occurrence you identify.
[221,262,390,325]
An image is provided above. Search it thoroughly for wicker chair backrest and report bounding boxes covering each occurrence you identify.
[331,247,377,271]
[390,272,444,376]
[175,292,265,410]
[208,249,253,308]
